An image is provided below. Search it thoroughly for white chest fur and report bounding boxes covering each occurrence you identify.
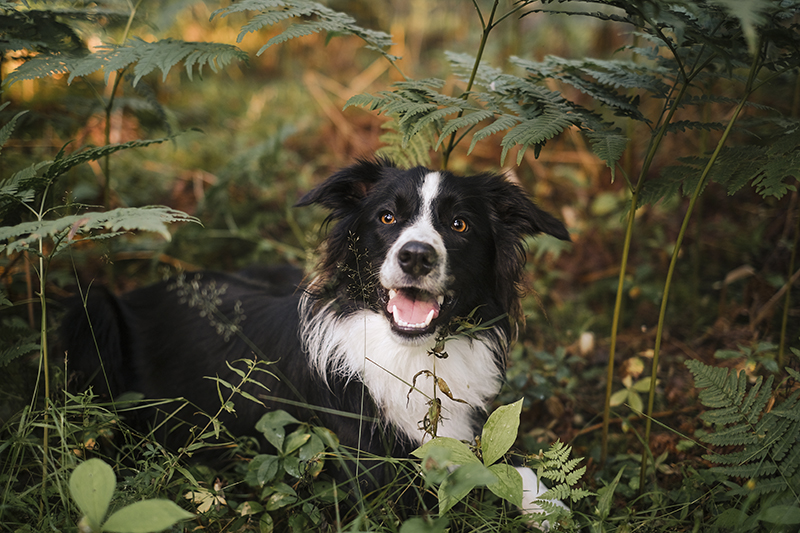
[300,298,505,445]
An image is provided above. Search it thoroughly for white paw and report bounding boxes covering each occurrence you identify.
[515,466,568,530]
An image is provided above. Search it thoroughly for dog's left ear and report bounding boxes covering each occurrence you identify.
[295,159,392,216]
[490,179,570,242]
[488,178,570,318]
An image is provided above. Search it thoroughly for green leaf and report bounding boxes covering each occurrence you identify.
[0,110,28,157]
[255,410,299,451]
[596,467,625,521]
[759,505,800,525]
[438,462,497,514]
[7,39,247,87]
[412,436,480,466]
[283,428,311,455]
[0,206,198,255]
[486,463,523,507]
[481,398,523,466]
[609,388,629,407]
[69,458,116,532]
[102,499,194,533]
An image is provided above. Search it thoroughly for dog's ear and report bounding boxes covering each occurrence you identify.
[490,179,570,242]
[295,159,393,214]
[488,178,569,320]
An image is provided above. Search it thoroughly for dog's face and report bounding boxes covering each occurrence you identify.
[297,160,569,343]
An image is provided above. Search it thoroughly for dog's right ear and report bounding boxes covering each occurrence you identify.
[295,159,393,215]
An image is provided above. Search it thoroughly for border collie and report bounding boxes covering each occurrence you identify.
[63,159,570,514]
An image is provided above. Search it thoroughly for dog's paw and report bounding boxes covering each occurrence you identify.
[515,466,569,531]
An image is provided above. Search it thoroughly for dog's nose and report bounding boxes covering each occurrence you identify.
[398,241,438,277]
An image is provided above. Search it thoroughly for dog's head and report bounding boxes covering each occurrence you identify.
[296,159,569,343]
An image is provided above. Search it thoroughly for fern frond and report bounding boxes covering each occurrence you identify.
[500,109,578,165]
[7,39,247,87]
[529,441,591,508]
[375,120,435,168]
[213,0,394,60]
[0,207,199,256]
[686,360,800,506]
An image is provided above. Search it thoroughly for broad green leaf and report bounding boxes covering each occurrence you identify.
[759,505,800,524]
[102,499,194,533]
[486,463,523,507]
[255,410,299,451]
[437,462,497,514]
[69,458,115,531]
[283,428,311,455]
[412,436,480,466]
[481,398,523,466]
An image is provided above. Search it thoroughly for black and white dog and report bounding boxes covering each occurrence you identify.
[63,159,569,512]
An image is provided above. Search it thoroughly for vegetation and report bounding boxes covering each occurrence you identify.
[1,0,799,531]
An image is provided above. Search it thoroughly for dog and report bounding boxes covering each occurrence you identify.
[63,159,570,515]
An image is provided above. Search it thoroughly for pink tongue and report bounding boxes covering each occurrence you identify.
[387,290,440,325]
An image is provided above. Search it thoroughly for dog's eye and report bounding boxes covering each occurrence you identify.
[380,211,396,225]
[451,218,468,233]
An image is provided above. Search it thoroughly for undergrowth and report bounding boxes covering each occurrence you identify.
[1,0,800,532]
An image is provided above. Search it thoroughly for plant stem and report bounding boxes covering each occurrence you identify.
[779,202,800,366]
[637,44,763,493]
[601,76,695,464]
[441,0,498,170]
[102,0,141,210]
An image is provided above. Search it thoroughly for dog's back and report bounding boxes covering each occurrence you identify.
[63,271,310,447]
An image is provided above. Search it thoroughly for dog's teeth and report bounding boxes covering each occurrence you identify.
[436,295,444,306]
[388,289,397,300]
[424,309,435,327]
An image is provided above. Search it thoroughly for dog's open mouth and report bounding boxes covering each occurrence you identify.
[385,287,444,334]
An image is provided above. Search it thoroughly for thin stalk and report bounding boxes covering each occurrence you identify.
[441,0,499,170]
[601,77,695,463]
[637,45,763,492]
[102,0,141,210]
[779,203,800,366]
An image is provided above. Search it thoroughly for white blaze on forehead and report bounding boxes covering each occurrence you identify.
[418,171,441,223]
[379,171,448,295]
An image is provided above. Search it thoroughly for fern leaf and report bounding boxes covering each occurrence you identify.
[686,359,800,505]
[214,0,394,59]
[500,109,578,165]
[0,109,28,157]
[375,120,435,167]
[468,115,521,153]
[586,130,628,176]
[0,207,199,255]
[9,39,247,87]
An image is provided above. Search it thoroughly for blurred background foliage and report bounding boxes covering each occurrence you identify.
[1,0,800,531]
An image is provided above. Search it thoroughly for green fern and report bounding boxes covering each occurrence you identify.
[685,359,800,506]
[0,138,175,220]
[6,38,248,87]
[375,120,435,168]
[212,0,395,60]
[530,440,593,514]
[0,206,199,256]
